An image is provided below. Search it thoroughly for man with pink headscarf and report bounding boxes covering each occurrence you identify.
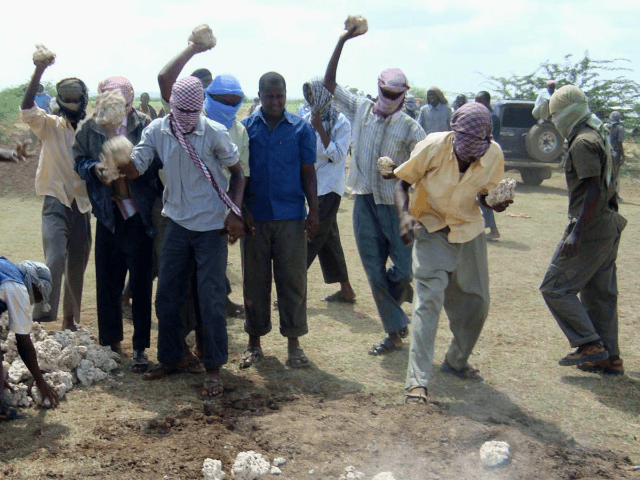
[324,24,426,356]
[74,76,159,373]
[394,102,512,404]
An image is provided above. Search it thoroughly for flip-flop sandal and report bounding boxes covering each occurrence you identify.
[131,352,150,373]
[239,347,263,370]
[323,291,356,304]
[0,405,24,421]
[184,358,206,374]
[141,363,176,380]
[286,346,311,368]
[404,386,428,405]
[368,337,402,356]
[201,377,223,398]
[441,360,483,381]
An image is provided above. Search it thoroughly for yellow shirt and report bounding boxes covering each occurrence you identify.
[21,105,91,213]
[394,131,504,243]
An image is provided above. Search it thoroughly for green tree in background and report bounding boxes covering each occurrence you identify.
[482,52,640,130]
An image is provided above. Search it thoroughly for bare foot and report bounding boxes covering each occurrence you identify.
[61,316,78,332]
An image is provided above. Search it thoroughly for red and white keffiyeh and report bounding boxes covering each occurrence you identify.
[97,76,135,112]
[451,102,493,161]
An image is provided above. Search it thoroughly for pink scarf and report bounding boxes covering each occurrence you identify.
[372,68,409,118]
[97,76,135,113]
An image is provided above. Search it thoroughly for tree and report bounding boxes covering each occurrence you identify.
[482,52,640,130]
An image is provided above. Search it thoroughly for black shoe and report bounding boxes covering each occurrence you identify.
[132,349,149,373]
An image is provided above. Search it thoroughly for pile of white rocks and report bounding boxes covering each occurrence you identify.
[1,314,120,408]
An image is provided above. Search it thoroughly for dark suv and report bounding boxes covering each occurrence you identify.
[493,100,564,185]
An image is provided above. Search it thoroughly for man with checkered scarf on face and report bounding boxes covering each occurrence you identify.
[393,103,512,404]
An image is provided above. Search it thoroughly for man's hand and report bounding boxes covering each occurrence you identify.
[559,229,580,259]
[399,212,418,247]
[306,208,319,241]
[118,161,140,180]
[340,26,365,42]
[310,112,322,129]
[243,210,256,237]
[489,199,513,213]
[187,41,213,55]
[381,171,397,180]
[34,379,60,408]
[224,212,244,245]
[94,165,112,185]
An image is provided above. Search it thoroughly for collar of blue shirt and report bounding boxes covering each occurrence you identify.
[255,109,295,127]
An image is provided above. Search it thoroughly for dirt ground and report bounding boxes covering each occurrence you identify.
[1,132,640,479]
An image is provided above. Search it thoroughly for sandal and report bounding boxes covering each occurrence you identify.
[368,337,402,356]
[404,386,428,405]
[141,363,175,381]
[131,350,149,373]
[441,359,483,381]
[286,345,311,368]
[201,376,223,398]
[323,291,356,304]
[239,347,263,370]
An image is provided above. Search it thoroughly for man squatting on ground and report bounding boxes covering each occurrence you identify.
[20,48,92,332]
[154,37,250,362]
[323,25,426,355]
[122,73,245,397]
[540,85,627,375]
[238,72,319,370]
[0,258,60,417]
[394,102,512,404]
[301,79,356,303]
[74,76,159,373]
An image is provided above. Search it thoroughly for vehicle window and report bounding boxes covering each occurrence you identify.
[502,106,537,129]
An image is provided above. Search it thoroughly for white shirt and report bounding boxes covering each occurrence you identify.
[0,281,32,335]
[302,112,351,196]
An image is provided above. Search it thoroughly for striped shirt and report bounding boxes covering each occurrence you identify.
[334,85,426,205]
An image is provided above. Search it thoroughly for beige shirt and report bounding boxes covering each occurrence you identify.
[21,106,91,213]
[222,120,250,181]
[394,131,504,243]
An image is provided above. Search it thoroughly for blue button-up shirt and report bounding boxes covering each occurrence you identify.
[241,110,316,221]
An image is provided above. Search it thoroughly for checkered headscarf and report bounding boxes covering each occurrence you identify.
[17,261,52,305]
[98,76,135,112]
[451,102,493,161]
[169,77,242,218]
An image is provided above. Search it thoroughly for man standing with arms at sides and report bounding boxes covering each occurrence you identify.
[323,24,426,356]
[418,87,452,135]
[21,47,92,332]
[138,93,157,120]
[475,91,502,240]
[395,102,511,404]
[540,85,626,375]
[302,79,356,303]
[239,72,318,370]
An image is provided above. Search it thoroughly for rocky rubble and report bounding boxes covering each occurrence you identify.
[1,314,119,408]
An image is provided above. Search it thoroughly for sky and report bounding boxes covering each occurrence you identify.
[2,0,640,101]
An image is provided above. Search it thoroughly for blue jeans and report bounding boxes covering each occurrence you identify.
[353,195,412,334]
[155,219,228,370]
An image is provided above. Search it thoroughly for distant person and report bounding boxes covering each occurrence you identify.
[540,85,626,375]
[74,76,158,373]
[0,258,60,411]
[20,48,92,331]
[34,84,52,113]
[608,111,625,199]
[137,92,157,120]
[451,94,467,111]
[532,79,556,121]
[239,71,318,370]
[324,23,425,356]
[248,97,260,115]
[418,87,452,135]
[302,79,356,303]
[475,91,501,240]
[402,93,419,120]
[394,103,511,404]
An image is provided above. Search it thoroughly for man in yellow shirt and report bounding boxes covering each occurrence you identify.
[394,103,512,404]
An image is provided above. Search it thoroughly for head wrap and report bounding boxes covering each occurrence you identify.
[303,78,339,132]
[372,68,409,118]
[17,260,52,305]
[550,85,613,187]
[204,74,244,129]
[451,102,493,161]
[55,78,88,123]
[428,86,448,105]
[169,77,242,219]
[609,111,622,124]
[98,76,135,112]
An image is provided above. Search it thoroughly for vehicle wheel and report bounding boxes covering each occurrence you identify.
[520,169,544,186]
[525,123,563,162]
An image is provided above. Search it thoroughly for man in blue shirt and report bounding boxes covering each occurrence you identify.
[240,71,318,370]
[34,84,52,113]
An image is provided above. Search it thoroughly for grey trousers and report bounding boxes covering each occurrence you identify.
[242,219,308,338]
[540,225,621,356]
[406,228,490,389]
[33,196,91,322]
